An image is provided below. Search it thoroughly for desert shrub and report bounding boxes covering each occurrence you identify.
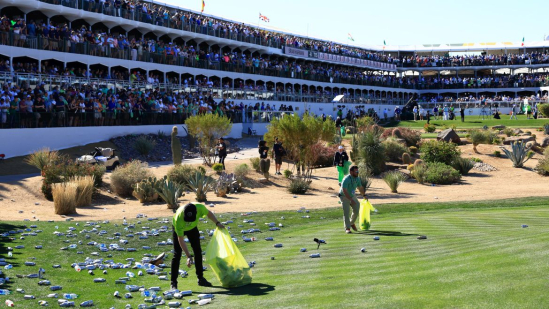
[25,147,62,172]
[41,159,105,200]
[133,135,156,156]
[493,150,501,157]
[420,140,461,165]
[157,130,167,140]
[470,157,483,163]
[72,176,95,208]
[110,160,152,197]
[503,128,515,137]
[309,142,339,167]
[383,170,407,193]
[402,152,412,164]
[538,104,549,118]
[354,125,386,175]
[186,172,215,202]
[469,129,496,153]
[249,157,260,172]
[380,127,421,147]
[451,157,475,175]
[424,162,461,184]
[355,116,375,131]
[383,138,409,162]
[283,169,292,178]
[409,146,418,155]
[186,113,232,166]
[168,164,204,188]
[288,178,310,194]
[212,163,224,173]
[424,123,436,133]
[411,164,427,184]
[535,152,549,176]
[234,163,250,180]
[52,182,77,215]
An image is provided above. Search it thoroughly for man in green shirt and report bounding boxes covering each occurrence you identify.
[171,203,225,289]
[339,165,367,234]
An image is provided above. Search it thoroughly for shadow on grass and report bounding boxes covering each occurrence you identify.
[368,192,417,199]
[211,282,275,296]
[358,230,419,237]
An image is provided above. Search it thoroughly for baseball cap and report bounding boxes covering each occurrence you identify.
[182,203,197,222]
[338,146,343,150]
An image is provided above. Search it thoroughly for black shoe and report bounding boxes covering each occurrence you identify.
[170,282,178,290]
[197,277,212,287]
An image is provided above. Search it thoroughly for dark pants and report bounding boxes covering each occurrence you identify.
[219,155,226,170]
[171,227,203,287]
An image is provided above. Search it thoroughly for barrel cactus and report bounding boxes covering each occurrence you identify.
[402,153,411,164]
[171,126,182,166]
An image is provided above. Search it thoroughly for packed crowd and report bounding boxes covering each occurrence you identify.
[0,81,297,129]
[413,73,549,89]
[418,93,548,104]
[400,52,549,67]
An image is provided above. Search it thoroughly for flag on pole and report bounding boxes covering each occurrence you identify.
[348,33,354,41]
[383,40,386,49]
[201,0,205,13]
[259,13,269,22]
[521,37,524,46]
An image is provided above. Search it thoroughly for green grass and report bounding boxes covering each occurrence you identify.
[390,115,548,129]
[2,197,549,308]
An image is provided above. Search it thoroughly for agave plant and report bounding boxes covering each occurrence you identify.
[155,178,184,209]
[501,141,534,168]
[186,171,215,202]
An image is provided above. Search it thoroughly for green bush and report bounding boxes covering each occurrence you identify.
[493,150,501,157]
[451,157,475,175]
[168,164,204,188]
[424,123,436,133]
[382,171,407,193]
[40,158,106,200]
[381,127,421,147]
[110,160,152,197]
[250,157,260,172]
[283,169,292,179]
[538,104,549,118]
[212,163,224,173]
[288,178,310,194]
[470,157,483,163]
[420,140,461,165]
[382,139,409,162]
[411,164,427,184]
[424,162,461,184]
[469,129,496,153]
[234,163,251,181]
[503,128,515,137]
[133,135,156,156]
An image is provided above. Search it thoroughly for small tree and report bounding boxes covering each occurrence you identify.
[186,114,232,166]
[264,114,335,181]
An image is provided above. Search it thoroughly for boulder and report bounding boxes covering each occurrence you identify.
[492,125,506,130]
[541,137,549,148]
[503,136,535,145]
[513,129,523,135]
[437,129,462,144]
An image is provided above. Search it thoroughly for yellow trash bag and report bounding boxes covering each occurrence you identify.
[205,228,252,288]
[359,199,376,230]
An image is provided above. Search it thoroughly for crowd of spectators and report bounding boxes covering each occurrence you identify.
[0,81,299,129]
[418,93,548,104]
[400,52,549,67]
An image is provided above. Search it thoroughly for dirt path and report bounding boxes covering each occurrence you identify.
[1,141,548,222]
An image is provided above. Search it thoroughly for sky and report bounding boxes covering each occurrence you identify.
[156,0,549,48]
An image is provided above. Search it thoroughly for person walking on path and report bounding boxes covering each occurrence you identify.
[216,137,227,170]
[171,203,225,290]
[338,165,367,234]
[333,145,349,185]
[272,137,285,175]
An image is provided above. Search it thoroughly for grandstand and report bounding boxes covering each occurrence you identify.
[0,0,548,155]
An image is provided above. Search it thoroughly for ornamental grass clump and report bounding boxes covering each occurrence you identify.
[133,135,156,156]
[52,182,77,215]
[451,157,475,175]
[382,171,407,193]
[25,147,62,172]
[411,164,427,184]
[72,176,95,208]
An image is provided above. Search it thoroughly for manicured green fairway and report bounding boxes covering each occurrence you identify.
[391,115,548,129]
[1,197,549,308]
